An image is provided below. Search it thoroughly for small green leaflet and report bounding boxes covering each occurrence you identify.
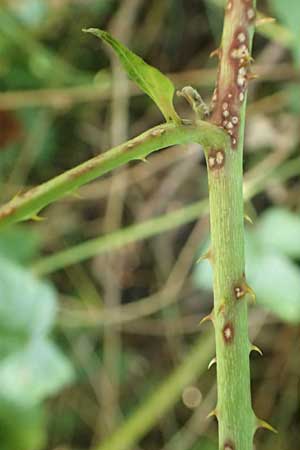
[83,28,180,124]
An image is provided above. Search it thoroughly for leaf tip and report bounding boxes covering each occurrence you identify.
[82,28,105,39]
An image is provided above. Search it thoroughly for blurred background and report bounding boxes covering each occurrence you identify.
[0,1,299,450]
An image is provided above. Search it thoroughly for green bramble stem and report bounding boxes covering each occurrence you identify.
[204,1,258,449]
[0,13,276,449]
[0,121,226,230]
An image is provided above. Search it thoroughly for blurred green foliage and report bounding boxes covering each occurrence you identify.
[0,1,299,450]
[269,0,300,66]
[0,256,73,449]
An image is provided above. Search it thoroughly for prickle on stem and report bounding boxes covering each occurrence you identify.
[196,248,212,263]
[247,71,259,81]
[208,356,217,370]
[206,408,218,420]
[244,213,253,224]
[256,417,278,434]
[30,214,45,222]
[250,344,263,356]
[255,17,276,27]
[199,311,214,326]
[209,48,221,59]
[234,280,256,303]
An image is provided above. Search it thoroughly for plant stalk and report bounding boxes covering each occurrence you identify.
[0,121,226,230]
[205,1,257,449]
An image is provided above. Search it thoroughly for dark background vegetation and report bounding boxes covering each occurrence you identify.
[0,1,300,450]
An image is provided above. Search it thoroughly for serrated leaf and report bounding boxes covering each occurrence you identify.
[83,28,180,123]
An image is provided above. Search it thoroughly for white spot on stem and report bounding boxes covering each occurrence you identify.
[237,32,246,43]
[216,151,224,165]
[247,8,255,20]
[224,327,232,340]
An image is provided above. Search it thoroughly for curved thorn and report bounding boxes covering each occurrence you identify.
[234,281,256,303]
[247,71,259,81]
[71,191,84,199]
[196,248,212,264]
[250,344,263,356]
[11,190,22,202]
[30,214,45,222]
[206,408,218,420]
[245,284,256,304]
[256,17,276,27]
[199,312,213,326]
[209,48,221,59]
[244,213,253,225]
[208,357,217,370]
[256,418,278,434]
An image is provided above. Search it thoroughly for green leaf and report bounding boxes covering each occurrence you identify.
[0,257,56,357]
[246,244,300,323]
[8,0,48,28]
[83,28,180,123]
[269,0,300,66]
[0,339,74,406]
[255,207,300,259]
[0,399,46,450]
[0,225,40,264]
[0,257,74,449]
